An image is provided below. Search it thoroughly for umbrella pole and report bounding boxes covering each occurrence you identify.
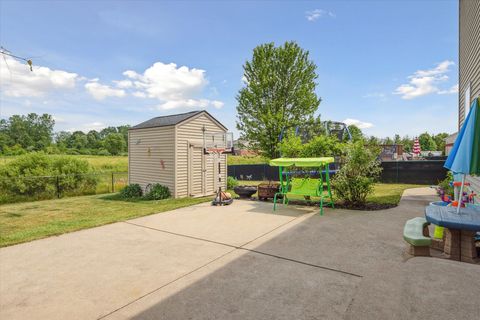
[457,174,466,213]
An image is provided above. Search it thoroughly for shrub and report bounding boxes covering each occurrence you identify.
[95,149,111,156]
[120,183,143,199]
[279,134,343,158]
[332,142,382,206]
[144,183,171,200]
[301,135,343,157]
[227,176,239,189]
[0,152,97,197]
[438,171,454,196]
[279,135,304,158]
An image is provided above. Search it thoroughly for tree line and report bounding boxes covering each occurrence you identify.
[0,113,129,156]
[236,41,449,157]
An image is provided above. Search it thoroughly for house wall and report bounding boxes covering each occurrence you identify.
[175,113,227,198]
[459,0,480,193]
[128,126,176,193]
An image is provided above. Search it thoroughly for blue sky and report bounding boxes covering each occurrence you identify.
[0,0,459,138]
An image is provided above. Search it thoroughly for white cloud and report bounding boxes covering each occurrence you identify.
[0,56,78,97]
[305,9,335,21]
[85,80,126,100]
[113,79,133,88]
[393,60,455,99]
[156,99,223,110]
[68,121,106,132]
[123,61,223,110]
[438,83,459,95]
[132,91,147,98]
[343,118,374,129]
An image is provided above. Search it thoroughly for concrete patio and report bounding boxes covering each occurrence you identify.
[1,187,479,319]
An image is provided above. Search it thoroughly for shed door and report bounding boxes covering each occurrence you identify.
[188,144,205,196]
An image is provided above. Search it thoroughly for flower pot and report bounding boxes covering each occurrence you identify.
[234,185,257,199]
[257,182,281,200]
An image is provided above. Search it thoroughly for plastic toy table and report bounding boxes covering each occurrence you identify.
[425,205,480,262]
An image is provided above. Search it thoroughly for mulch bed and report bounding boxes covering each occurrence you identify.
[333,202,397,211]
[240,197,397,211]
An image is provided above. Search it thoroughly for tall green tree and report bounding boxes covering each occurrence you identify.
[1,113,54,151]
[236,41,321,158]
[418,132,437,151]
[104,133,125,155]
[347,125,364,142]
[433,133,449,154]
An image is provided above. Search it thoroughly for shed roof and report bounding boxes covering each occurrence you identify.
[130,110,227,130]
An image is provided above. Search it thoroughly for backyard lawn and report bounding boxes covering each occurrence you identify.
[0,195,210,247]
[1,183,425,248]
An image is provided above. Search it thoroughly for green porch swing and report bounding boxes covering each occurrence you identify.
[269,157,335,215]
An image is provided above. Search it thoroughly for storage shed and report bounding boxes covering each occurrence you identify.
[128,110,228,198]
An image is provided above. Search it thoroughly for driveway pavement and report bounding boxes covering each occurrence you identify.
[1,188,479,320]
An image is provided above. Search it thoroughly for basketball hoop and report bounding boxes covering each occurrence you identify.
[203,131,234,206]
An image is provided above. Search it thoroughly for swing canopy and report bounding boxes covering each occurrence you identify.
[269,157,334,167]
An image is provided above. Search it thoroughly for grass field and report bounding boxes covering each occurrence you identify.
[227,155,267,165]
[0,155,128,172]
[0,154,267,168]
[0,195,210,247]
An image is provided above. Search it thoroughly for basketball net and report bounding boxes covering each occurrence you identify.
[205,148,230,201]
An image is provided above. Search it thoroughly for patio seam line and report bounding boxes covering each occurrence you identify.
[123,217,364,278]
[96,246,238,320]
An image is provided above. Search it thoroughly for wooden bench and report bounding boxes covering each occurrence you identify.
[403,217,432,256]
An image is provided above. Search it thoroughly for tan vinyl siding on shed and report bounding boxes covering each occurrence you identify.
[459,0,480,126]
[128,126,175,192]
[459,0,480,193]
[175,113,227,197]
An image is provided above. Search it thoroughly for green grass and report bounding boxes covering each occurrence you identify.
[0,182,425,247]
[366,183,425,205]
[0,194,210,247]
[227,155,268,165]
[0,155,128,172]
[229,181,425,206]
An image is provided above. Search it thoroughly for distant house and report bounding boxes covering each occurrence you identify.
[444,132,457,155]
[233,139,258,156]
[458,0,480,192]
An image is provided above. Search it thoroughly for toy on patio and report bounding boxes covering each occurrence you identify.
[269,157,335,215]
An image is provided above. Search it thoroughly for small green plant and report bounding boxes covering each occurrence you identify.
[332,142,382,206]
[144,183,171,200]
[120,183,143,199]
[227,176,239,189]
[438,171,454,196]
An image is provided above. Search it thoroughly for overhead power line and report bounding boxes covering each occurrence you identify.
[1,46,33,71]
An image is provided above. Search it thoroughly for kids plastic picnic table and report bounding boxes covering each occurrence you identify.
[425,205,480,262]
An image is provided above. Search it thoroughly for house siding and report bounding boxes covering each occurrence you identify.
[128,126,176,192]
[459,0,480,192]
[175,113,227,198]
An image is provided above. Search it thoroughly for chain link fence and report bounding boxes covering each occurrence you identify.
[0,172,128,204]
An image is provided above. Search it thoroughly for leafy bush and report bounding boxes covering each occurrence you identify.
[332,142,382,206]
[438,171,454,196]
[2,144,27,156]
[144,183,171,200]
[95,149,111,156]
[279,134,343,158]
[227,176,239,189]
[120,183,143,199]
[0,152,96,197]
